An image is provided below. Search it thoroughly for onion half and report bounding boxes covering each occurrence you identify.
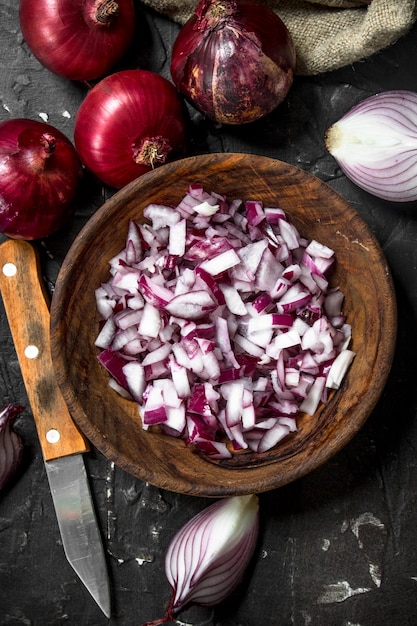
[326,90,417,202]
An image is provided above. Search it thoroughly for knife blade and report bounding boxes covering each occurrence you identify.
[0,238,111,618]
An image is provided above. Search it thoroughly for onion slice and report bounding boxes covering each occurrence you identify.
[142,494,259,625]
[95,184,355,458]
[326,90,417,202]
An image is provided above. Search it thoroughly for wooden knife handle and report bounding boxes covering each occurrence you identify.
[0,239,89,461]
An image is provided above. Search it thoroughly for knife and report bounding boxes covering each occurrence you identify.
[0,238,111,618]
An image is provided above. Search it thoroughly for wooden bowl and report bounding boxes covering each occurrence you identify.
[50,153,397,497]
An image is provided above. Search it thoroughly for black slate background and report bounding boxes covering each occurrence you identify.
[1,2,417,625]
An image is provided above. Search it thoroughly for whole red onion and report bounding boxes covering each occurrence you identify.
[170,0,296,125]
[0,119,82,240]
[19,0,135,82]
[74,70,188,189]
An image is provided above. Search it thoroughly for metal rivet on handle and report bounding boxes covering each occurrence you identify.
[46,429,61,444]
[2,262,17,277]
[24,344,40,359]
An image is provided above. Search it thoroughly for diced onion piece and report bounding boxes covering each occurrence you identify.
[326,349,356,389]
[123,361,146,401]
[169,218,186,256]
[299,376,326,416]
[166,290,217,320]
[199,248,241,276]
[219,283,247,316]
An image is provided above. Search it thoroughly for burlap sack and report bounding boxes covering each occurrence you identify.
[139,0,417,75]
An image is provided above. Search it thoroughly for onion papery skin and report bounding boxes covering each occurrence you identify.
[0,119,83,240]
[0,404,25,491]
[170,0,296,125]
[74,70,188,189]
[325,90,417,203]
[19,0,135,82]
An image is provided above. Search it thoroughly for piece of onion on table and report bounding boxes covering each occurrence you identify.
[326,90,417,202]
[0,404,25,491]
[142,493,259,626]
[94,184,355,458]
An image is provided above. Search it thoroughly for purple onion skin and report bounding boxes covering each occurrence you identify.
[0,404,25,491]
[170,0,296,125]
[0,119,82,240]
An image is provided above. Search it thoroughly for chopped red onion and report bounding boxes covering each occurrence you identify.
[95,185,355,458]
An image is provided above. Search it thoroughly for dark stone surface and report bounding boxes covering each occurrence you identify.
[1,2,417,625]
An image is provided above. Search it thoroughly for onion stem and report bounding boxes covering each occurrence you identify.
[40,133,56,155]
[198,0,236,25]
[95,0,119,24]
[134,137,172,168]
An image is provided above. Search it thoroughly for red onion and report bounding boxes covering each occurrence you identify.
[143,494,259,625]
[0,404,25,491]
[19,0,135,82]
[170,0,296,125]
[74,70,188,189]
[95,184,355,458]
[326,90,417,202]
[0,119,82,240]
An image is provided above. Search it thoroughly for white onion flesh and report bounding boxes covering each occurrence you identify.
[326,90,417,202]
[95,184,355,458]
